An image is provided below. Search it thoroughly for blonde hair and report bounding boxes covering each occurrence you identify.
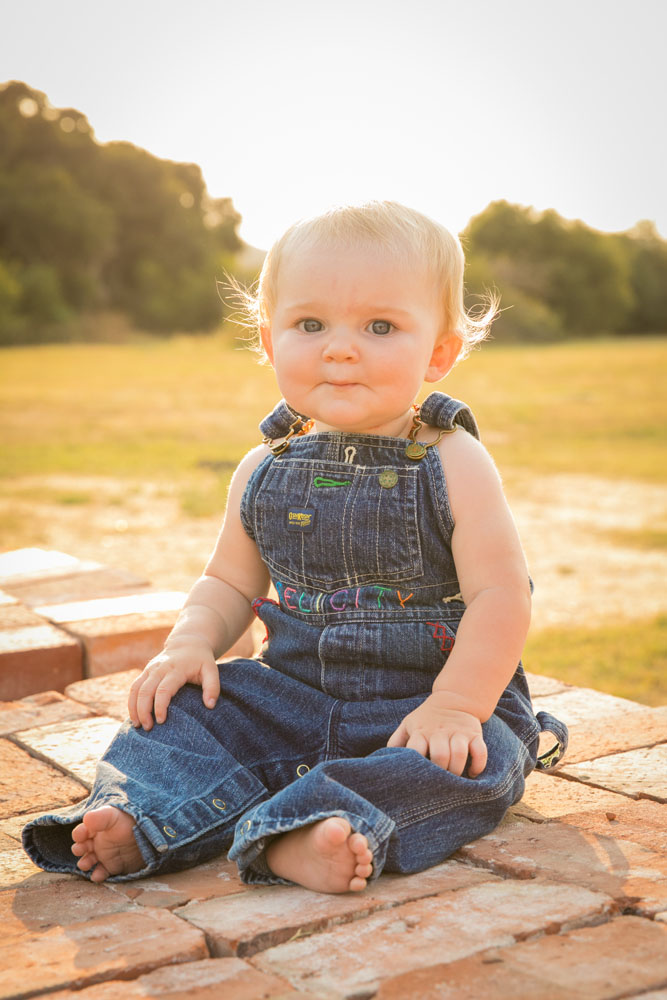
[230,201,497,361]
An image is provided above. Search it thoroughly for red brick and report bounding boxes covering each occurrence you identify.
[37,591,185,677]
[375,915,667,1000]
[513,771,667,852]
[112,857,247,909]
[514,770,639,821]
[252,879,614,997]
[42,958,315,1000]
[177,859,497,958]
[0,620,82,699]
[0,548,94,586]
[556,795,666,853]
[0,602,48,631]
[11,716,120,789]
[532,686,667,764]
[0,847,64,888]
[0,907,208,999]
[0,738,87,818]
[65,669,140,719]
[2,876,132,940]
[524,671,569,697]
[5,566,150,609]
[0,690,94,735]
[458,819,667,915]
[559,745,667,802]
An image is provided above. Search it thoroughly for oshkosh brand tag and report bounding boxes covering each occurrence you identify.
[286,508,316,532]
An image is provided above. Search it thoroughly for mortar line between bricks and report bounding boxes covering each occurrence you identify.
[174,878,504,961]
[458,855,664,925]
[549,771,639,796]
[624,979,667,999]
[176,889,453,959]
[550,769,666,804]
[5,732,91,791]
[556,737,667,766]
[52,622,92,674]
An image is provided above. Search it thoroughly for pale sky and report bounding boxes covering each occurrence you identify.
[2,0,665,249]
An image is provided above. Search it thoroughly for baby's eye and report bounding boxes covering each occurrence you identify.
[368,320,393,336]
[298,319,324,334]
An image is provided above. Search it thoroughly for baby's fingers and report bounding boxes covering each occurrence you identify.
[386,721,408,749]
[448,732,472,776]
[467,734,488,777]
[425,731,451,772]
[153,671,189,725]
[128,672,158,729]
[200,658,221,710]
[405,731,429,759]
[132,662,174,730]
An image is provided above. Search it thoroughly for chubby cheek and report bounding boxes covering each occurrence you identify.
[271,348,314,401]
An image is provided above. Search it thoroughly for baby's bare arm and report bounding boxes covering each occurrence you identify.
[388,430,530,774]
[129,446,271,730]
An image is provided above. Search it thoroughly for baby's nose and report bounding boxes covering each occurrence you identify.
[323,327,359,361]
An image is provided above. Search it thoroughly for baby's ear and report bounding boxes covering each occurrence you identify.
[259,323,275,365]
[424,333,462,383]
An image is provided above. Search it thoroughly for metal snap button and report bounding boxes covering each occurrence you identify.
[296,763,310,777]
[379,470,398,488]
[212,799,226,811]
[163,825,177,838]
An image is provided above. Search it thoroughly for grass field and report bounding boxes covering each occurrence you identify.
[1,333,665,704]
[1,333,665,482]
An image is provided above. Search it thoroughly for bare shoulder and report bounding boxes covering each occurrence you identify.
[436,428,506,518]
[227,443,272,498]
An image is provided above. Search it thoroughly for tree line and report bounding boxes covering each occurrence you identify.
[463,201,667,342]
[1,80,666,346]
[0,81,242,344]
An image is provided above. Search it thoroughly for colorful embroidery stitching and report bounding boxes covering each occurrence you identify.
[426,621,456,652]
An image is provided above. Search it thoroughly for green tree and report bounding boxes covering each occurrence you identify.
[0,80,243,341]
[464,201,644,340]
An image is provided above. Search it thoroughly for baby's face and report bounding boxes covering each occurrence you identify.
[261,241,459,436]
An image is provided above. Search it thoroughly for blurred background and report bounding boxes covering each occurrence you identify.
[1,0,665,703]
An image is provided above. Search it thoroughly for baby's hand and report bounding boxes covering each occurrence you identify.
[387,691,487,777]
[128,640,220,731]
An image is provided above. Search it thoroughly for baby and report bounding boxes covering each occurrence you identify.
[23,201,567,893]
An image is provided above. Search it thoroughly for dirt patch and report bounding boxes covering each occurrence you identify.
[2,473,666,631]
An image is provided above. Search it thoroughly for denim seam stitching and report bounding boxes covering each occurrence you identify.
[325,699,343,759]
[393,753,527,828]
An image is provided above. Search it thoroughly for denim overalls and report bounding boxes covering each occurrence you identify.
[23,392,567,884]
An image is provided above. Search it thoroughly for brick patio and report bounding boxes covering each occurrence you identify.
[1,550,666,999]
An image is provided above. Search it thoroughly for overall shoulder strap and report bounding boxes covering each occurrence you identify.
[259,399,310,440]
[419,392,480,441]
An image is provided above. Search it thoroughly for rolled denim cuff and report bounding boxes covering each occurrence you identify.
[21,795,167,882]
[228,802,396,886]
[535,710,569,771]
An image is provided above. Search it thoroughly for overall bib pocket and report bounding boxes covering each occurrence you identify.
[255,458,424,590]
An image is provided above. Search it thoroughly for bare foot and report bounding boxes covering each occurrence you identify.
[71,805,143,882]
[265,817,373,893]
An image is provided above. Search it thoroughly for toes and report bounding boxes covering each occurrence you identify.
[82,806,115,835]
[348,875,368,892]
[89,862,110,883]
[349,832,371,858]
[355,861,373,879]
[75,851,98,872]
[71,822,88,843]
[71,839,92,857]
[325,817,351,844]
